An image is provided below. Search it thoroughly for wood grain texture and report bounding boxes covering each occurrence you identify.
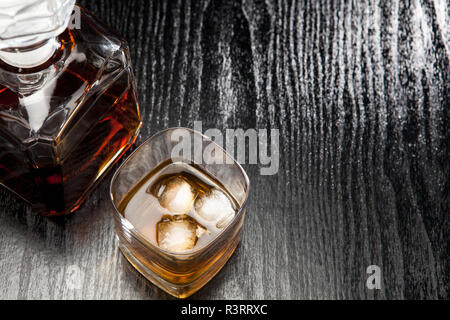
[0,0,448,299]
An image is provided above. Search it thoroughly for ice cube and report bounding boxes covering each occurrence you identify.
[216,212,235,229]
[194,189,236,228]
[156,214,208,253]
[149,176,196,214]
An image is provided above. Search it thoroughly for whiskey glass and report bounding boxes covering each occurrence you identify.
[109,128,250,298]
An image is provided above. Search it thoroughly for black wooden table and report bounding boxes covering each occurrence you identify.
[0,0,448,299]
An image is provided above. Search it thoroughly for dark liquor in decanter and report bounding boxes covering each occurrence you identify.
[0,1,141,215]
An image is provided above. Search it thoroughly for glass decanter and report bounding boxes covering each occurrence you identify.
[0,0,142,215]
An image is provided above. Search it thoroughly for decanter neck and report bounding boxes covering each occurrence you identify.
[0,38,59,69]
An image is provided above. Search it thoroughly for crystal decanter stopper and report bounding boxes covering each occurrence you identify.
[0,0,142,215]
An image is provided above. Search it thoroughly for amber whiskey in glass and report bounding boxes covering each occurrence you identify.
[110,129,250,298]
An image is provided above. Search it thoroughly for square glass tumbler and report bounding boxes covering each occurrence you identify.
[109,128,250,298]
